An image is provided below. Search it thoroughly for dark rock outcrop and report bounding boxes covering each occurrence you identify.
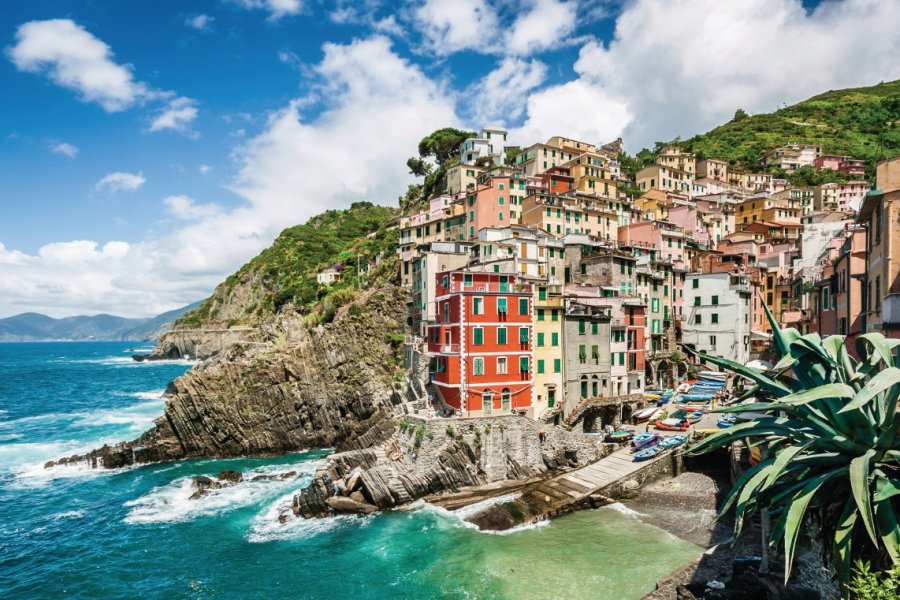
[47,287,409,469]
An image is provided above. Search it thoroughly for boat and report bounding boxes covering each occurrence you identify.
[631,433,662,452]
[633,406,662,423]
[699,371,727,380]
[654,418,690,432]
[633,446,662,461]
[717,416,738,428]
[643,393,661,401]
[604,430,634,443]
[658,434,688,450]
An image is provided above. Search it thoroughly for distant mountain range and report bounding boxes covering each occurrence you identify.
[0,301,204,342]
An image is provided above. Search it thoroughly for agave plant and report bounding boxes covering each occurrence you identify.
[686,303,900,589]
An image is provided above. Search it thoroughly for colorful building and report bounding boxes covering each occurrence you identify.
[532,283,565,418]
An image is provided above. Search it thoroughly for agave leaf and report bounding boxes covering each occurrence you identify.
[855,333,896,369]
[682,346,791,398]
[850,450,878,545]
[839,367,900,413]
[875,497,900,565]
[689,418,810,455]
[773,352,797,373]
[734,463,774,538]
[763,445,808,491]
[714,458,776,523]
[779,383,855,407]
[832,498,858,590]
[738,384,761,402]
[783,470,841,584]
[874,476,900,502]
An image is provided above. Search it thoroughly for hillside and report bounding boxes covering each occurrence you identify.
[676,79,900,176]
[0,301,202,342]
[175,201,400,329]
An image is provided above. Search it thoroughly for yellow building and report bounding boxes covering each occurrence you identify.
[636,164,694,196]
[519,192,620,240]
[656,145,696,175]
[560,151,617,199]
[736,197,801,228]
[533,283,565,419]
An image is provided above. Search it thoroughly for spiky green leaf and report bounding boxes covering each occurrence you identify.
[839,367,900,413]
[850,450,878,545]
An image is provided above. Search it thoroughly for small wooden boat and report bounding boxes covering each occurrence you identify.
[643,393,661,401]
[699,371,727,380]
[654,418,690,432]
[717,416,738,428]
[631,433,662,452]
[604,430,634,443]
[634,446,662,461]
[633,407,662,423]
[658,434,688,450]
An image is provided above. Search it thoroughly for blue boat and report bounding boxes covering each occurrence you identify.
[631,434,662,452]
[658,434,688,450]
[634,446,662,461]
[717,416,738,428]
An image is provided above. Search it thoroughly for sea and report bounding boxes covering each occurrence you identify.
[0,342,702,599]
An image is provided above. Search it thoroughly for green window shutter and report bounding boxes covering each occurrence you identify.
[581,381,588,397]
[474,297,483,314]
[537,359,545,374]
[518,298,529,315]
[519,356,529,372]
[519,327,529,344]
[474,358,484,375]
[712,313,719,324]
[554,359,561,373]
[591,322,598,335]
[539,287,547,301]
[551,332,559,346]
[497,327,507,345]
[464,273,473,286]
[692,279,699,289]
[620,262,625,274]
[695,314,701,325]
[578,321,586,334]
[694,297,701,306]
[712,295,719,305]
[473,328,484,345]
[591,345,599,359]
[551,309,558,322]
[497,297,507,314]
[537,309,545,321]
[579,345,586,359]
[537,332,545,346]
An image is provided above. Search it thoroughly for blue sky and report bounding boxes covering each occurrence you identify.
[0,0,898,318]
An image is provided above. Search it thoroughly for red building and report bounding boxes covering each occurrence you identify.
[625,300,646,382]
[428,271,533,416]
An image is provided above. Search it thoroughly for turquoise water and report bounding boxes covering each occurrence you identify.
[0,342,702,599]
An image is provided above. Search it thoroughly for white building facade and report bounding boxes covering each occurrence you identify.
[682,273,752,367]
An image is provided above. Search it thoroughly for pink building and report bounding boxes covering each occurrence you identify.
[618,220,687,266]
[464,173,523,240]
[666,205,709,247]
[814,155,846,171]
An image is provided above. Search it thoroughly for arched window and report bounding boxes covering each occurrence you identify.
[482,390,493,415]
[591,376,599,398]
[501,388,511,413]
[580,376,588,398]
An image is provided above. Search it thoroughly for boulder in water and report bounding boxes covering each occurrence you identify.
[217,470,243,484]
[190,475,223,500]
[325,495,378,515]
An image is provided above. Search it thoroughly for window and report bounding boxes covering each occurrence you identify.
[711,313,719,324]
[578,321,586,334]
[536,359,545,374]
[473,297,484,315]
[692,279,699,289]
[579,344,586,363]
[538,287,547,301]
[519,298,529,315]
[592,322,598,335]
[502,388,511,412]
[551,332,559,346]
[592,380,599,397]
[497,297,507,315]
[464,273,472,286]
[591,345,599,364]
[709,335,717,348]
[553,359,561,373]
[551,309,559,322]
[711,295,719,306]
[443,302,450,323]
[694,297,701,306]
[695,314,702,325]
[473,357,484,375]
[519,327,529,344]
[651,298,659,313]
[482,391,492,415]
[537,308,545,321]
[473,327,484,345]
[497,357,507,374]
[519,356,529,373]
[537,332,545,346]
[497,327,507,345]
[581,377,588,398]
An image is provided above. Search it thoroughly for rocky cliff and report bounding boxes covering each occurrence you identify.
[49,286,410,469]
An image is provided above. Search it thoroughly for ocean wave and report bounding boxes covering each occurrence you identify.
[50,509,86,520]
[409,493,549,536]
[605,502,648,518]
[67,356,195,367]
[247,489,374,543]
[124,459,323,525]
[3,442,133,489]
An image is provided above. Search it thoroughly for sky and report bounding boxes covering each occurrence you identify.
[1,0,899,318]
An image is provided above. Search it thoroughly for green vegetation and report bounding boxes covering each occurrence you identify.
[403,127,475,209]
[413,425,425,451]
[848,561,900,600]
[176,201,399,326]
[689,304,900,591]
[675,80,900,177]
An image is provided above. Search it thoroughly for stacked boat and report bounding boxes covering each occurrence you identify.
[676,371,727,408]
[633,434,688,461]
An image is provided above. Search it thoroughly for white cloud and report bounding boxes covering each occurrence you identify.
[185,14,215,31]
[230,0,304,20]
[49,141,78,158]
[0,36,457,318]
[469,57,547,124]
[413,0,499,55]
[564,0,900,148]
[8,19,150,112]
[149,97,199,137]
[199,164,213,175]
[94,171,146,194]
[507,0,577,55]
[164,195,221,220]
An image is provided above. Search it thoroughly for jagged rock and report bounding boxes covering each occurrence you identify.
[47,287,409,470]
[217,470,243,484]
[325,496,378,515]
[189,475,223,500]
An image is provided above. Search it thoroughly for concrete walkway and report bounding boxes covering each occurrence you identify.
[521,444,678,511]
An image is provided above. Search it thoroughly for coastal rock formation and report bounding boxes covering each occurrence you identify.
[292,414,613,518]
[140,326,259,361]
[47,287,409,469]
